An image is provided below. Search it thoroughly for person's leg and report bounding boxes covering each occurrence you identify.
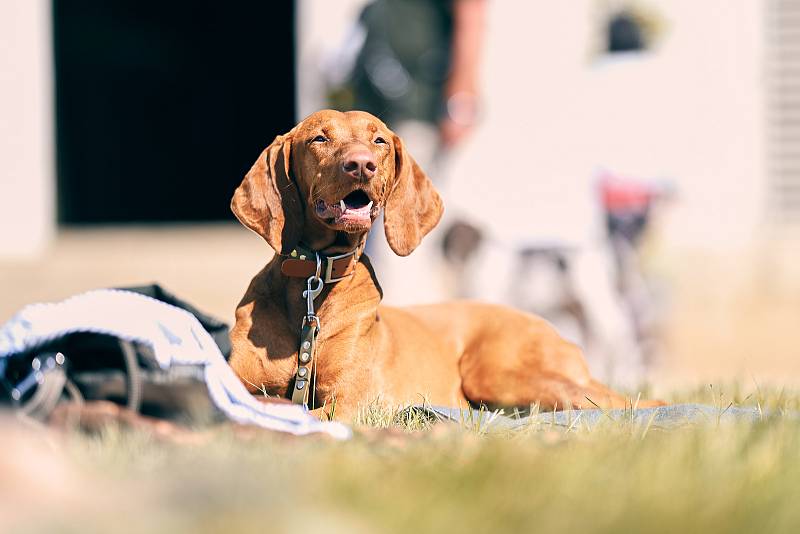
[568,243,645,389]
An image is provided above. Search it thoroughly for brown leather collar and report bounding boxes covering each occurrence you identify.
[280,245,361,283]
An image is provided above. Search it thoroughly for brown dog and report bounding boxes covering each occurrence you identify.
[229,110,661,420]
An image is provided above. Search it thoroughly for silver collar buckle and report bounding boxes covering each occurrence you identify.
[323,250,356,283]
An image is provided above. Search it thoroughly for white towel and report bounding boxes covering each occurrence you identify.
[0,289,351,440]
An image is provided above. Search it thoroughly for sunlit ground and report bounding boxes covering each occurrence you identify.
[1,386,799,533]
[659,244,800,390]
[3,228,800,531]
[0,225,266,325]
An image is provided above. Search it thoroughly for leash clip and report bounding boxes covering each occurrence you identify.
[302,253,324,320]
[303,277,324,315]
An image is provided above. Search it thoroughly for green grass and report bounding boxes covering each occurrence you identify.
[5,385,800,533]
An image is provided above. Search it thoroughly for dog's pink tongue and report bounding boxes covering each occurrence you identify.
[337,204,371,224]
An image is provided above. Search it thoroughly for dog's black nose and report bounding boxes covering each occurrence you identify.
[342,150,377,180]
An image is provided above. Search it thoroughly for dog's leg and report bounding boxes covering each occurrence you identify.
[462,368,631,411]
[586,379,664,408]
[459,339,663,410]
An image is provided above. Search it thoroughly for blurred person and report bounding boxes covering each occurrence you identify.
[325,0,487,306]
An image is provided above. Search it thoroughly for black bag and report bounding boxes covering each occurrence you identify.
[0,284,231,421]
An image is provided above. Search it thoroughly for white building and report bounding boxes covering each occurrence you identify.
[298,0,790,253]
[2,0,799,383]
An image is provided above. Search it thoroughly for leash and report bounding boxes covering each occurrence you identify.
[290,253,324,407]
[282,242,363,408]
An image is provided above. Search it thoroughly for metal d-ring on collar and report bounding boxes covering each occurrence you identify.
[292,253,324,407]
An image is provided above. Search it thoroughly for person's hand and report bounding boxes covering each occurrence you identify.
[439,91,479,148]
[440,0,486,148]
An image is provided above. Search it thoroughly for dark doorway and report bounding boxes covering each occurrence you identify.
[53,0,295,223]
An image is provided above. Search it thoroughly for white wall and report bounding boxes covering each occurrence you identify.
[0,0,55,258]
[445,0,766,252]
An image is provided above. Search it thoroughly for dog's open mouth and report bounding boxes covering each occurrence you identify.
[315,189,376,228]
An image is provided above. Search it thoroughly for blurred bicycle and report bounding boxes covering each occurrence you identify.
[598,171,675,371]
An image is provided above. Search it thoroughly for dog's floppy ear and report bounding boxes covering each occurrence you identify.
[383,135,444,256]
[231,134,303,254]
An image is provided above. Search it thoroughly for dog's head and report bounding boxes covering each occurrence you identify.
[231,110,443,256]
